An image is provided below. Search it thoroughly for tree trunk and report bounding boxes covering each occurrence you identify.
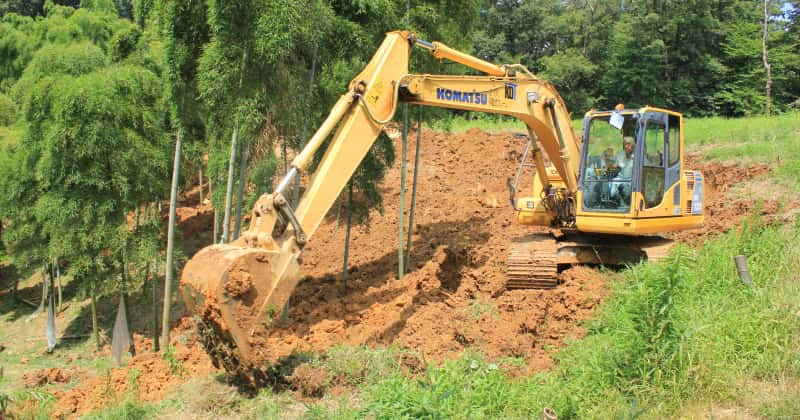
[209,173,218,243]
[11,274,17,303]
[233,141,249,240]
[222,49,248,244]
[56,263,62,311]
[150,199,160,352]
[46,267,56,351]
[39,266,48,313]
[213,209,220,244]
[150,261,159,352]
[161,129,182,346]
[762,0,772,116]
[91,279,100,352]
[222,121,240,243]
[121,244,135,356]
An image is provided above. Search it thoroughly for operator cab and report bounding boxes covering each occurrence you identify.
[574,106,704,235]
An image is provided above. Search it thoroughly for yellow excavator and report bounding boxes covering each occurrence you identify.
[180,31,704,378]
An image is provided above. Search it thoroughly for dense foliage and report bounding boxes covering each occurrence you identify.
[474,0,800,116]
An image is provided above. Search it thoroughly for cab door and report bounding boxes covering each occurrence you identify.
[634,112,672,217]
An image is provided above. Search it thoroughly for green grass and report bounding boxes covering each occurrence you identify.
[684,112,800,187]
[430,114,529,133]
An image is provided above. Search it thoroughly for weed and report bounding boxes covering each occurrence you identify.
[161,345,184,376]
[127,368,141,397]
[312,346,400,387]
[464,296,496,320]
[82,397,152,420]
[5,389,56,419]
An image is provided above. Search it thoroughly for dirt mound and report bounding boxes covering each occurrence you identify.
[223,128,608,374]
[22,368,74,388]
[288,363,330,398]
[670,157,796,241]
[53,321,216,419]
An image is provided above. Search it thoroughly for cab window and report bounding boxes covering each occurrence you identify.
[580,114,636,213]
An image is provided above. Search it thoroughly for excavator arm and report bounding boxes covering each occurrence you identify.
[180,31,582,380]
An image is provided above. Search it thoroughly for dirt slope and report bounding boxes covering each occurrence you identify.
[247,127,605,372]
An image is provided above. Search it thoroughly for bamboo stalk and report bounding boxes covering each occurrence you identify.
[233,140,249,240]
[222,49,248,244]
[162,128,182,346]
[198,167,204,204]
[398,105,409,278]
[56,263,62,311]
[91,279,100,351]
[405,108,422,267]
[342,181,354,289]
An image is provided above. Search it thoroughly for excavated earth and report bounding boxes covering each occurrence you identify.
[244,127,606,373]
[46,127,795,416]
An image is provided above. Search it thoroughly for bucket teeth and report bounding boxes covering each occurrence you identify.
[505,235,559,289]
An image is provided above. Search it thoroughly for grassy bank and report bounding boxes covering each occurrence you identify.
[357,218,800,418]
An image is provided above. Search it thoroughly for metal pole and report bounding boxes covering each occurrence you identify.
[398,105,409,278]
[405,108,422,267]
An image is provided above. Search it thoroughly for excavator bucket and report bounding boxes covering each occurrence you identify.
[179,195,302,380]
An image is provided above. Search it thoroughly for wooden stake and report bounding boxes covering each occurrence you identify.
[734,255,755,288]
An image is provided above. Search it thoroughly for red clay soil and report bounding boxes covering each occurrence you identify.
[51,319,216,419]
[288,363,331,398]
[22,367,74,388]
[239,128,608,374]
[668,155,795,242]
